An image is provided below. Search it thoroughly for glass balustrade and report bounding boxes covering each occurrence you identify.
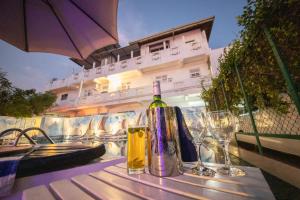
[47,42,207,90]
[54,77,211,108]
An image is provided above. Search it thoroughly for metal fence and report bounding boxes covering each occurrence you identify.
[238,97,300,137]
[211,28,300,155]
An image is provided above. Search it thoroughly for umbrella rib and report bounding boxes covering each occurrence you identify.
[23,0,29,51]
[69,0,118,42]
[46,0,84,59]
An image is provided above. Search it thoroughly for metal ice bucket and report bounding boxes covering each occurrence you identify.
[147,107,183,177]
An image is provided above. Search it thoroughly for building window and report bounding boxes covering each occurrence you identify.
[156,75,169,83]
[102,85,108,93]
[149,40,169,53]
[121,82,130,91]
[61,93,68,101]
[84,89,92,97]
[165,41,170,49]
[162,75,167,82]
[190,68,200,78]
[96,83,109,93]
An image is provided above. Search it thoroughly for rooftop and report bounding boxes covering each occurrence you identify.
[71,16,215,69]
[129,16,215,45]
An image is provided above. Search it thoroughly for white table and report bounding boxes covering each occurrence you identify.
[21,160,275,200]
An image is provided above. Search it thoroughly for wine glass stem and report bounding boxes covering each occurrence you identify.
[196,143,204,169]
[223,142,231,169]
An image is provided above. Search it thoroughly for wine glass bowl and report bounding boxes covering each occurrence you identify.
[190,111,215,177]
[206,111,246,177]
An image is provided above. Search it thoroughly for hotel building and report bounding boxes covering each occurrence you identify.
[45,16,223,116]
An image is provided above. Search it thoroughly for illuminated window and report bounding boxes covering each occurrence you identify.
[121,82,130,91]
[96,83,109,93]
[101,84,108,93]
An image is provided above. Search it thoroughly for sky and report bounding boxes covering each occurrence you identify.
[0,0,246,92]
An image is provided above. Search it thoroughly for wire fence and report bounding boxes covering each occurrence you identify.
[238,96,300,136]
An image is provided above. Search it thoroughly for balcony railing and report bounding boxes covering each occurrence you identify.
[53,76,211,109]
[46,42,209,91]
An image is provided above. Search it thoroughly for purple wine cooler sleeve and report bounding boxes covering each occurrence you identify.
[175,107,197,162]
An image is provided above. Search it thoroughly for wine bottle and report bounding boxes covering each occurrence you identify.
[149,81,167,108]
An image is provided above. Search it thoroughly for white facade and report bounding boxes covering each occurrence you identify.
[46,18,222,116]
[210,47,224,77]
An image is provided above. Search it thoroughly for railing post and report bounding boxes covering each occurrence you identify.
[130,51,134,58]
[204,101,209,113]
[76,80,84,105]
[234,132,239,146]
[221,80,229,111]
[234,61,263,155]
[213,90,219,111]
[263,26,300,115]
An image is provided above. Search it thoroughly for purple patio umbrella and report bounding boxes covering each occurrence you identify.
[0,0,118,60]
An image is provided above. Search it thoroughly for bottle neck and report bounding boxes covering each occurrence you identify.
[153,81,161,96]
[153,95,162,101]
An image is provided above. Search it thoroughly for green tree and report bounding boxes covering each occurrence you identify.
[3,89,33,117]
[203,0,299,114]
[0,69,57,117]
[29,90,57,115]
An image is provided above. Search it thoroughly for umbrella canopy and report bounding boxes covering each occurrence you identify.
[0,0,118,60]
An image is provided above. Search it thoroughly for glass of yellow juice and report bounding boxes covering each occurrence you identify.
[127,126,145,174]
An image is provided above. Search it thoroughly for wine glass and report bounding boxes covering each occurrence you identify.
[206,111,246,176]
[190,111,215,177]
